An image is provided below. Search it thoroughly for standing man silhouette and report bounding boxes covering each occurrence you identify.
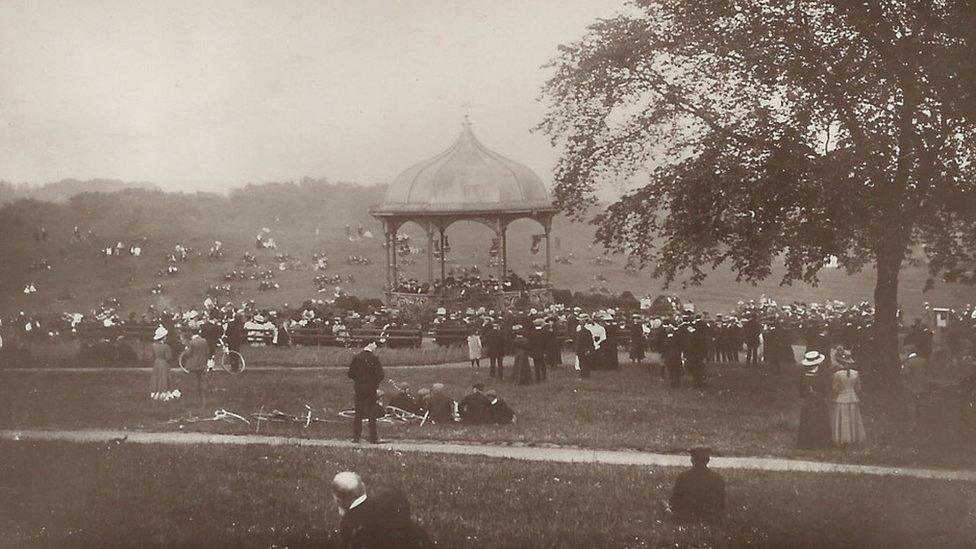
[348,341,384,443]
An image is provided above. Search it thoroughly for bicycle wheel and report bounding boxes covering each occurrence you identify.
[178,353,190,374]
[221,349,246,373]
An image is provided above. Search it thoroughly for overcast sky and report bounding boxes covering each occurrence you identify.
[0,0,626,192]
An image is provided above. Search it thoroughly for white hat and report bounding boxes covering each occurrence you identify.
[153,326,168,341]
[801,351,825,367]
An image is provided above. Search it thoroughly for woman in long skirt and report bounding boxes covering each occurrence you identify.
[511,329,533,386]
[797,351,832,449]
[150,326,173,400]
[830,350,867,446]
[467,329,482,368]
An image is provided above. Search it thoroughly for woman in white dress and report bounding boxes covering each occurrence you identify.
[830,349,867,446]
[467,328,483,368]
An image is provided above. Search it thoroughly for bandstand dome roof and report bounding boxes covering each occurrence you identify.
[373,123,554,215]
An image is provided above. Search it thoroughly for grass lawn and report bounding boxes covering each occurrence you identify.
[15,339,468,368]
[2,355,973,470]
[1,440,974,548]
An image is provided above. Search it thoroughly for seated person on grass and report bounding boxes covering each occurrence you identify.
[425,383,456,424]
[458,383,491,425]
[388,382,422,415]
[415,388,430,417]
[330,471,432,549]
[485,389,516,424]
[669,446,725,523]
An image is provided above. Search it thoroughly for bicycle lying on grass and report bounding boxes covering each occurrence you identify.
[179,338,246,374]
[166,408,251,426]
[251,404,343,432]
[337,405,430,425]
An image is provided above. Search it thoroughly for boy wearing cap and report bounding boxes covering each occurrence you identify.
[486,389,516,424]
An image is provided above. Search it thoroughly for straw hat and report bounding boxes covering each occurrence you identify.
[801,351,825,367]
[153,326,168,341]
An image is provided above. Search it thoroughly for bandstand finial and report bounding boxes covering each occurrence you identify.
[462,101,472,127]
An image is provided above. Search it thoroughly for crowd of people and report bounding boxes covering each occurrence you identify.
[393,272,546,296]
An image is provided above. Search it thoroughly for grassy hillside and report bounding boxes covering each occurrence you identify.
[0,178,158,204]
[0,180,971,320]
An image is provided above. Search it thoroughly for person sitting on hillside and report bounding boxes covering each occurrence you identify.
[458,383,491,424]
[485,389,516,424]
[426,383,456,424]
[669,446,726,523]
[388,382,422,415]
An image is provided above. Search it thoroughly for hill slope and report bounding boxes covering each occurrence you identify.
[0,179,159,204]
[0,181,971,319]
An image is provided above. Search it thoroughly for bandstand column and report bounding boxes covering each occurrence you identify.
[544,218,552,287]
[439,226,446,281]
[384,227,392,290]
[496,218,508,280]
[426,221,435,283]
[390,225,399,288]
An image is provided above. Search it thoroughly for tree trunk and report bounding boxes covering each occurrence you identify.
[873,240,904,389]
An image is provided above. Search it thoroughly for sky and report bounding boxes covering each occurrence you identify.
[0,0,627,192]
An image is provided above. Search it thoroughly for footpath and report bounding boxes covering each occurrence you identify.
[3,428,975,483]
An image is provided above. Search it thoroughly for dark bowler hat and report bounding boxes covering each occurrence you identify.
[688,446,712,460]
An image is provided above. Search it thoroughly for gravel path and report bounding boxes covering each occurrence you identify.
[4,428,975,483]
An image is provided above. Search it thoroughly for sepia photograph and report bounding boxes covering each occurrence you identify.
[1,0,975,547]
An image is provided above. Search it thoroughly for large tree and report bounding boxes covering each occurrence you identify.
[540,0,976,384]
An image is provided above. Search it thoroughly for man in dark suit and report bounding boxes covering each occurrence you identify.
[483,323,506,379]
[670,447,726,523]
[179,326,212,398]
[660,325,684,388]
[528,318,548,383]
[603,314,620,370]
[545,317,561,367]
[458,383,491,424]
[574,315,595,379]
[200,316,223,365]
[331,472,423,549]
[348,342,384,443]
[223,313,246,371]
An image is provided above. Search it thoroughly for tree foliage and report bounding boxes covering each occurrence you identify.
[542,0,975,283]
[540,0,976,378]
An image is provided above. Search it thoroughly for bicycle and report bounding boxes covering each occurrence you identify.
[251,404,341,432]
[180,337,246,374]
[166,408,251,426]
[338,404,430,425]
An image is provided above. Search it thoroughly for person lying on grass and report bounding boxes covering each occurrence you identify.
[388,382,423,415]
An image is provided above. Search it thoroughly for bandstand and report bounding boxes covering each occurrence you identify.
[370,121,558,310]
